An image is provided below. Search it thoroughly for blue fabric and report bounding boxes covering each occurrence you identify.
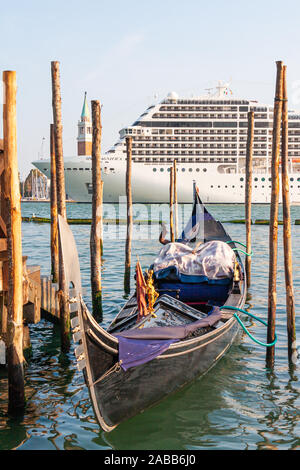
[115,308,222,370]
[116,336,177,371]
[157,280,230,303]
[154,265,231,285]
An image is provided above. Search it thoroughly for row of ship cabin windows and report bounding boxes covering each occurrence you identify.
[239,177,300,182]
[153,113,269,119]
[152,168,300,183]
[122,126,270,135]
[153,167,207,173]
[43,168,115,172]
[210,185,300,189]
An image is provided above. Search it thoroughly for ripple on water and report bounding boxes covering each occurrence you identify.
[0,203,299,450]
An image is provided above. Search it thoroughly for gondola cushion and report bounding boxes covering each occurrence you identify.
[156,279,231,303]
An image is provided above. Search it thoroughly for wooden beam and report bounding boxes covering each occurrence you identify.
[3,70,25,412]
[173,159,178,240]
[169,166,175,242]
[124,136,133,294]
[0,239,7,252]
[245,111,254,287]
[266,61,283,368]
[51,61,67,220]
[281,65,296,363]
[51,61,69,352]
[90,100,103,320]
[0,157,5,176]
[50,124,59,284]
[0,215,7,237]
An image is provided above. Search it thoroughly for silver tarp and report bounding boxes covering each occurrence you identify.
[153,240,235,280]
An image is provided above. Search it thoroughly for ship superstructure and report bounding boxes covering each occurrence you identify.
[33,84,300,203]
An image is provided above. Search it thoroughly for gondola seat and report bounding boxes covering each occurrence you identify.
[154,270,232,304]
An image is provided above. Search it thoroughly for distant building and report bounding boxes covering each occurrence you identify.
[23,169,49,199]
[77,92,92,156]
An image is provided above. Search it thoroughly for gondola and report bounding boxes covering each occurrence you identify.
[58,185,247,432]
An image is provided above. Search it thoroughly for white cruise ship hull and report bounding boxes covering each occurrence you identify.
[32,158,300,204]
[32,85,300,205]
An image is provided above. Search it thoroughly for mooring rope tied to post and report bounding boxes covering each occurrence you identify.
[220,306,278,348]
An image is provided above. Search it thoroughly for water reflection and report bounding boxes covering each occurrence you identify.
[259,366,299,449]
[101,343,267,450]
[0,203,298,449]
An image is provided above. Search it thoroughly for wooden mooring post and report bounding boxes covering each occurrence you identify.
[3,70,25,412]
[124,136,133,294]
[281,65,296,363]
[266,60,284,368]
[173,159,178,240]
[50,124,59,284]
[90,100,103,319]
[245,111,254,287]
[51,61,67,220]
[51,61,70,352]
[169,166,175,242]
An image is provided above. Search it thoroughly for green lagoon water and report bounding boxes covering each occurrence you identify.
[0,202,299,450]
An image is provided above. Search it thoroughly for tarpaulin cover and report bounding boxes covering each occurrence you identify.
[153,240,235,282]
[115,308,222,370]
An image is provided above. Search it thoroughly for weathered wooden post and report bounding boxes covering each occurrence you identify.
[173,159,178,240]
[124,136,133,294]
[245,111,254,287]
[169,166,175,242]
[90,100,103,319]
[50,124,59,284]
[266,60,284,367]
[281,65,296,362]
[51,61,69,352]
[3,70,25,412]
[51,61,67,220]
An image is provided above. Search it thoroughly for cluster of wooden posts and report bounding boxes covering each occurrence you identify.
[50,61,107,339]
[245,61,296,367]
[0,63,106,413]
[0,59,297,415]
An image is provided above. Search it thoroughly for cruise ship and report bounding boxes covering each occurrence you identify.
[33,83,300,203]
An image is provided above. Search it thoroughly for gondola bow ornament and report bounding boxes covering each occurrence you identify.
[136,260,148,322]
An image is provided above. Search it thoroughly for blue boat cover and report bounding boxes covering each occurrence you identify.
[154,265,232,284]
[157,280,230,303]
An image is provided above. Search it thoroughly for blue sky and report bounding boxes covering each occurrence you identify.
[1,0,300,178]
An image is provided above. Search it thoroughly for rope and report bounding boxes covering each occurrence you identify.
[220,306,277,348]
[226,240,253,257]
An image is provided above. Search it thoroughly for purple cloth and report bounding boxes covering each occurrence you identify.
[116,309,221,340]
[116,336,177,371]
[115,307,222,370]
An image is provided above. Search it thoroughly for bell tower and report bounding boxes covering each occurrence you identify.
[77,92,92,156]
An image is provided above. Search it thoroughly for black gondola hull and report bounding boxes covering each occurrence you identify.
[78,298,243,431]
[58,188,248,432]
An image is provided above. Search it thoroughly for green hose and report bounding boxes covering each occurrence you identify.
[226,240,253,257]
[220,306,277,348]
[223,241,276,347]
